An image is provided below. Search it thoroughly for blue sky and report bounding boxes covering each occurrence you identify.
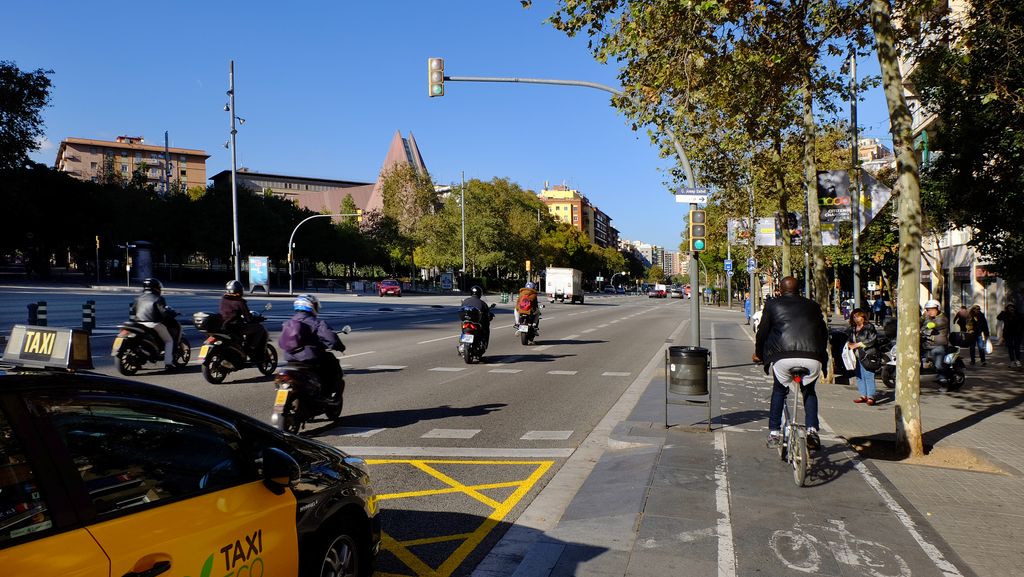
[8,1,891,250]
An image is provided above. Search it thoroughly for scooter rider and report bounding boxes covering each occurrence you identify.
[514,281,540,327]
[461,285,493,349]
[130,278,180,369]
[278,294,345,397]
[922,299,951,384]
[219,280,268,363]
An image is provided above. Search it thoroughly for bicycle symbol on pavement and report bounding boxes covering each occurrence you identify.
[770,515,910,577]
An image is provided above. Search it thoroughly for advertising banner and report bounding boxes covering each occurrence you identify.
[248,256,269,294]
[755,217,777,247]
[817,170,852,246]
[775,211,802,246]
[727,218,753,244]
[858,170,894,232]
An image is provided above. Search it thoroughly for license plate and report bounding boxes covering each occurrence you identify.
[460,334,475,343]
[274,389,290,407]
[198,345,210,360]
[111,337,123,355]
[518,325,530,333]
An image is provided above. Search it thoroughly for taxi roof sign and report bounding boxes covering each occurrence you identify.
[2,325,93,371]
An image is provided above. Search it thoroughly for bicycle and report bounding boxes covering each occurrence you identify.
[777,366,811,487]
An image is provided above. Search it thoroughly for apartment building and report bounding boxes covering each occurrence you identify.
[54,136,209,191]
[538,183,618,248]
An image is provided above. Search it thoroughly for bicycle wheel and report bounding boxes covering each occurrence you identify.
[792,432,809,486]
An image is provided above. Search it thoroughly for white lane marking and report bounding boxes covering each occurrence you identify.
[410,319,439,324]
[418,334,459,344]
[521,431,573,441]
[336,427,386,438]
[421,428,481,439]
[618,318,631,322]
[562,334,580,340]
[598,324,610,328]
[567,312,580,316]
[717,375,744,381]
[609,320,619,324]
[429,367,467,372]
[714,431,738,577]
[342,350,376,358]
[367,365,407,371]
[547,370,578,375]
[533,345,552,351]
[489,369,522,374]
[340,446,574,458]
[602,372,631,377]
[349,326,374,331]
[581,328,596,333]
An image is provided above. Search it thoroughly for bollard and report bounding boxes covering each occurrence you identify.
[36,301,47,326]
[82,300,96,332]
[27,303,38,325]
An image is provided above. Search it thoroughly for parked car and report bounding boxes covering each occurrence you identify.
[616,286,626,294]
[669,287,685,299]
[0,325,381,577]
[603,286,617,294]
[379,279,402,297]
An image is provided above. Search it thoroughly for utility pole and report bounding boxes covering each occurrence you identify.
[850,51,863,309]
[461,171,467,292]
[749,185,758,313]
[228,60,241,282]
[163,131,170,195]
[727,242,732,309]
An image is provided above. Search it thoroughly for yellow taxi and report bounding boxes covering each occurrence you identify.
[0,325,379,577]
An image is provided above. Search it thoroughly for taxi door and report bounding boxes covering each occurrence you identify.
[86,482,298,577]
[4,532,110,577]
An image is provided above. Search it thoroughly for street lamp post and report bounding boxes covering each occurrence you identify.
[461,171,466,292]
[226,60,244,282]
[287,213,360,295]
[610,271,627,291]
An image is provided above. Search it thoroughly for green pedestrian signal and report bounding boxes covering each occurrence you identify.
[688,209,707,252]
[428,58,445,97]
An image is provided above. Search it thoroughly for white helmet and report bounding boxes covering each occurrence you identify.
[924,299,941,310]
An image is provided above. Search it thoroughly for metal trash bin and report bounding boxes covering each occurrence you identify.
[501,292,510,304]
[667,346,709,396]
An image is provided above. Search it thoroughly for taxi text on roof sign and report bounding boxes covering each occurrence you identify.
[2,325,93,370]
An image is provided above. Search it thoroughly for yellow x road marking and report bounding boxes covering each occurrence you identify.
[367,459,553,577]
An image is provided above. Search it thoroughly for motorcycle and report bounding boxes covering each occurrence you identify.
[880,340,966,390]
[270,325,351,434]
[192,303,277,384]
[112,310,190,375]
[457,303,495,364]
[514,304,544,345]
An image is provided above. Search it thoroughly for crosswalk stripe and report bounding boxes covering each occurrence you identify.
[601,372,631,377]
[520,430,573,440]
[429,367,466,372]
[489,369,522,374]
[547,370,577,375]
[336,427,386,437]
[421,429,480,439]
[367,365,406,370]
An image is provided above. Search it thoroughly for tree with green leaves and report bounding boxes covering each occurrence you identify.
[0,61,52,171]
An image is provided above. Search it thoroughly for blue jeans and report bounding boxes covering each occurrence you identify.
[768,361,820,432]
[855,360,876,399]
[969,334,986,362]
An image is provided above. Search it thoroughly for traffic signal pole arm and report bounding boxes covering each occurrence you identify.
[287,212,362,295]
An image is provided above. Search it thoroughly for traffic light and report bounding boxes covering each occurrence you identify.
[688,209,706,252]
[428,58,444,97]
[356,209,364,224]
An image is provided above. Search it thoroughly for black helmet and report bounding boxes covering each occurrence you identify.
[225,280,243,295]
[470,285,483,297]
[142,278,162,295]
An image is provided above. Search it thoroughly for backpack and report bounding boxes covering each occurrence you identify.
[517,291,535,314]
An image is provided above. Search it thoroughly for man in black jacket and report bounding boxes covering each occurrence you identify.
[219,280,268,364]
[752,276,828,450]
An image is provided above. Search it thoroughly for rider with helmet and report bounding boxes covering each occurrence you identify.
[461,285,493,349]
[130,278,180,369]
[278,294,345,396]
[219,279,268,363]
[514,281,540,327]
[922,299,951,384]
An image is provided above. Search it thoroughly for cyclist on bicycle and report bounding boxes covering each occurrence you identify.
[752,276,828,450]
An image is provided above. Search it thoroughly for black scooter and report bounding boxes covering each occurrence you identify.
[270,325,351,434]
[112,310,190,375]
[193,303,277,384]
[457,304,495,363]
[514,305,544,345]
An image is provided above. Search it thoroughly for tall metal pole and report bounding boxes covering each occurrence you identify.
[727,242,732,309]
[228,60,241,282]
[461,171,466,292]
[749,185,757,313]
[163,131,170,195]
[850,52,862,309]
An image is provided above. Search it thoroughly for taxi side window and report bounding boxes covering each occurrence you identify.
[0,409,53,544]
[35,397,258,517]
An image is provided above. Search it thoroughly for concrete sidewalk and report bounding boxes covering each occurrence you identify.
[480,312,1019,577]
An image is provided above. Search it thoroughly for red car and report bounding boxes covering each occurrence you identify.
[379,279,402,297]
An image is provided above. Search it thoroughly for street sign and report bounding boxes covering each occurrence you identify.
[724,259,733,271]
[867,281,877,292]
[675,194,708,204]
[596,276,604,282]
[747,258,757,272]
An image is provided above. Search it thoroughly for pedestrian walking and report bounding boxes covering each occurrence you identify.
[996,303,1022,368]
[847,310,880,405]
[967,305,991,365]
[872,294,887,326]
[744,291,752,325]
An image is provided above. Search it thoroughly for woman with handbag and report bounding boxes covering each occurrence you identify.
[847,309,881,405]
[967,305,991,366]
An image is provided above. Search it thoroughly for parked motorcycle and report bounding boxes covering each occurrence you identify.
[514,304,544,345]
[457,303,495,364]
[270,325,351,434]
[111,310,190,375]
[880,340,966,390]
[192,303,277,384]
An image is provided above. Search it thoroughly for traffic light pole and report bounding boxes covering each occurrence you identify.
[287,213,361,296]
[441,73,703,346]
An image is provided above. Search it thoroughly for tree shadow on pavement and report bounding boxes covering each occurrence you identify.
[804,442,860,487]
[712,409,767,427]
[305,403,507,436]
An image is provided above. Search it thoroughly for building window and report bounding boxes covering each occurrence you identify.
[120,150,128,157]
[120,164,128,172]
[90,146,98,154]
[90,162,97,170]
[180,169,187,177]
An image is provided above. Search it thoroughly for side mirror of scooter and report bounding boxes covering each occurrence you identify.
[264,302,272,311]
[340,325,352,335]
[489,303,496,310]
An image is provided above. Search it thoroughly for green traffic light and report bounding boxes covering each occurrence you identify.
[693,239,705,251]
[431,84,443,96]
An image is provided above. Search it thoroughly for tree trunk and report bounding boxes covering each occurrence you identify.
[775,137,792,277]
[872,0,924,458]
[801,73,829,313]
